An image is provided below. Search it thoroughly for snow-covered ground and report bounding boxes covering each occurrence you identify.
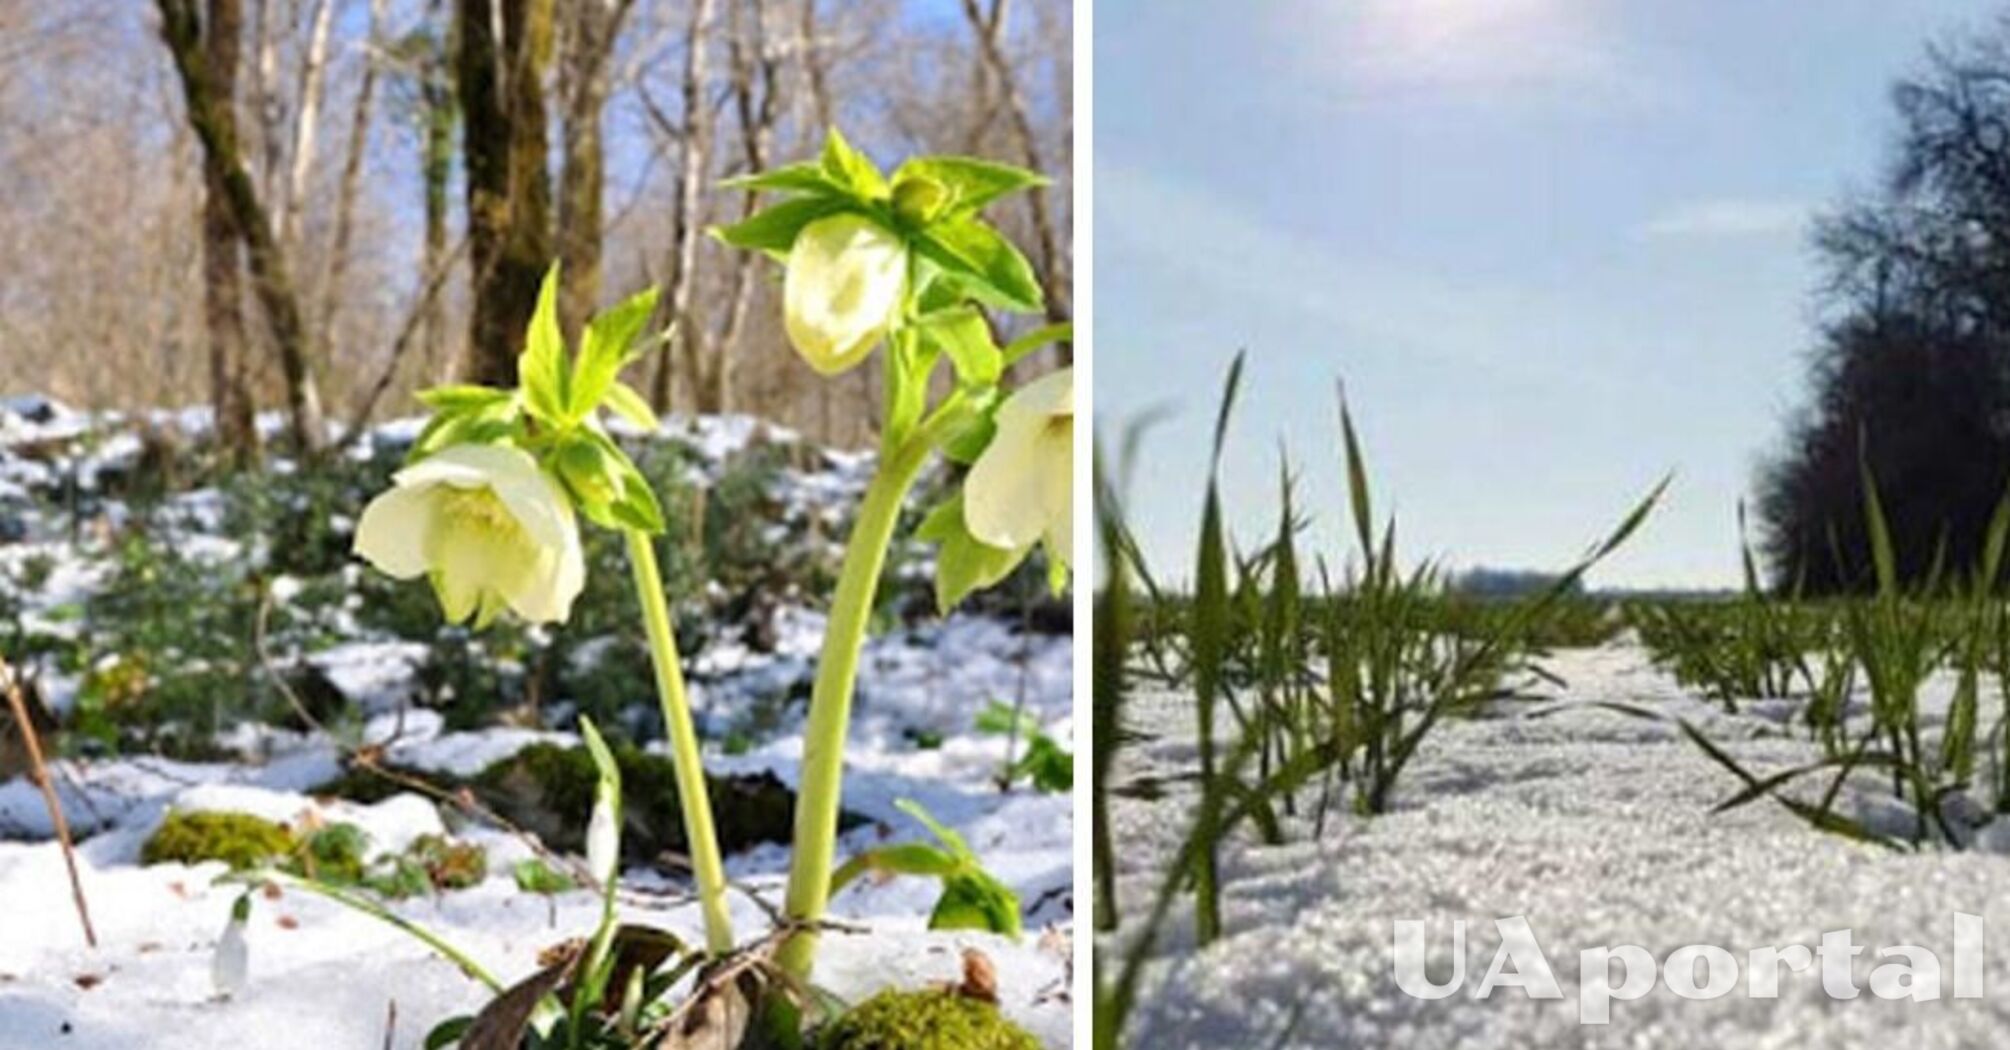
[0,633,1073,1049]
[1102,641,2010,1049]
[0,396,1075,1047]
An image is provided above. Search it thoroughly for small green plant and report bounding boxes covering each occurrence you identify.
[831,799,1022,938]
[513,857,577,895]
[292,821,371,883]
[711,128,1072,979]
[1626,505,1825,711]
[1093,355,1663,1047]
[1664,461,2010,851]
[974,699,1071,793]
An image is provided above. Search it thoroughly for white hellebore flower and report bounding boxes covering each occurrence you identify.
[212,896,250,998]
[783,213,906,376]
[965,367,1073,567]
[353,443,585,627]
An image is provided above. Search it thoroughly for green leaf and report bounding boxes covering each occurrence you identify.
[939,389,1000,465]
[975,698,1041,738]
[892,156,1046,216]
[884,329,939,447]
[915,218,1043,314]
[895,798,973,859]
[511,858,575,895]
[424,1018,473,1050]
[930,869,1022,938]
[571,287,660,417]
[710,196,853,253]
[1015,735,1072,793]
[843,843,961,884]
[1338,386,1374,560]
[916,306,1002,387]
[1858,448,1897,597]
[820,126,889,200]
[519,265,570,425]
[917,495,1026,612]
[720,161,842,197]
[578,716,621,804]
[408,408,520,461]
[554,436,622,511]
[416,384,514,413]
[601,381,659,432]
[1002,323,1072,366]
[610,464,666,535]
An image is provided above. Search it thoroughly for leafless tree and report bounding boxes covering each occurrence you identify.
[1,0,1070,451]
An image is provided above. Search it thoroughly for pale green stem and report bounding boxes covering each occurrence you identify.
[269,872,503,992]
[624,528,734,955]
[777,438,934,977]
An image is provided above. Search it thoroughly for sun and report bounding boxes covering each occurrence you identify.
[1363,0,1563,52]
[1318,0,1607,93]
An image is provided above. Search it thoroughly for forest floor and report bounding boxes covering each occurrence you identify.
[1102,642,2010,1049]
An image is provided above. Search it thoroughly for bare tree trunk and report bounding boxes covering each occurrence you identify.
[795,0,836,440]
[961,0,1005,152]
[556,0,633,338]
[201,0,259,464]
[650,0,716,412]
[958,0,1069,337]
[711,0,780,416]
[159,0,325,453]
[278,0,334,254]
[457,0,556,386]
[418,22,454,382]
[796,0,832,130]
[315,0,385,385]
[251,0,281,198]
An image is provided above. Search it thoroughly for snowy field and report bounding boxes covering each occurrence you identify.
[1102,642,2010,1049]
[0,396,1074,1047]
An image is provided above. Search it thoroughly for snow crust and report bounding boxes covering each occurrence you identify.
[1101,643,2010,1048]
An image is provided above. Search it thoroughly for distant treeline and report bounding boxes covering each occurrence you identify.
[1758,19,2010,594]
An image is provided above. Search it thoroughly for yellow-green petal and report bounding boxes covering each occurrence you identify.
[783,214,906,376]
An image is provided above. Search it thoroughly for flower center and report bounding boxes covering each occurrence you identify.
[439,486,519,539]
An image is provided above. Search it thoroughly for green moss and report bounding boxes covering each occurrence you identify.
[142,810,295,870]
[819,990,1040,1050]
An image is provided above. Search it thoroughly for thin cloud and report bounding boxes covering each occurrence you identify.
[1637,198,1809,240]
[1265,0,1658,107]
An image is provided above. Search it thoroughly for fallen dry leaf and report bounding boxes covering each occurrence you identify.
[958,948,998,1004]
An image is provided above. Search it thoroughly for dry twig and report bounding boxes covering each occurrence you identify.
[0,654,97,948]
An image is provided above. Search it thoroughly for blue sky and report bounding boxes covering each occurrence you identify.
[1095,0,2002,589]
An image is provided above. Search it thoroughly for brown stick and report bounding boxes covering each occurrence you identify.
[0,655,97,948]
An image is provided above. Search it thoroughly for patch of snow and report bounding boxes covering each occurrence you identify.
[309,640,430,715]
[1102,642,2010,1048]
